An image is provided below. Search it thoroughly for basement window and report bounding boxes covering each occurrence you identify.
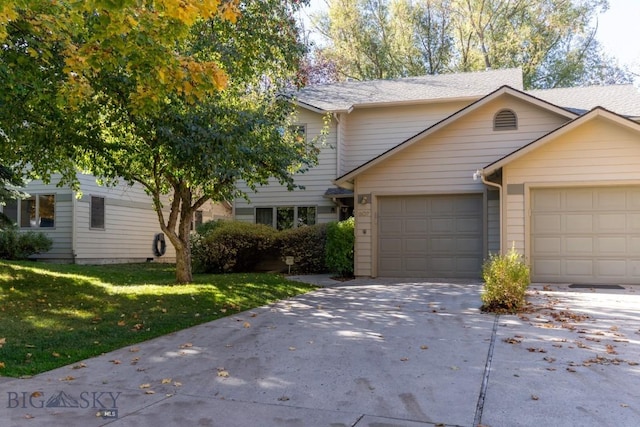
[494,109,518,131]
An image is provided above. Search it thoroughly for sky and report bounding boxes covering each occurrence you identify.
[301,0,640,82]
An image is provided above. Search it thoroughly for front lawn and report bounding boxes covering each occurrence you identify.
[0,261,315,378]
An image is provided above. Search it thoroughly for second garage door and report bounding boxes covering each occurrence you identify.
[378,194,483,278]
[531,186,640,284]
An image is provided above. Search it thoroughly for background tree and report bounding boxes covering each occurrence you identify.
[310,0,632,88]
[0,0,318,283]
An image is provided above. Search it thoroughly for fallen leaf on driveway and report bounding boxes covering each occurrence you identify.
[531,395,539,400]
[503,337,522,344]
[400,357,409,362]
[217,370,230,378]
[161,378,172,384]
[606,344,617,354]
[420,345,428,350]
[145,390,155,395]
[243,322,251,328]
[278,396,290,401]
[139,383,151,389]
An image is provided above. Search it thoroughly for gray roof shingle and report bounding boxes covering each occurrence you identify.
[294,68,524,112]
[527,85,640,117]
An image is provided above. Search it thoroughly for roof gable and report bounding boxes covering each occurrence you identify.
[483,107,640,175]
[335,85,577,187]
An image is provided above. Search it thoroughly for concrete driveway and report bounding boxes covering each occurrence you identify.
[1,277,638,427]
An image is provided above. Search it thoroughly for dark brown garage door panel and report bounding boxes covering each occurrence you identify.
[378,194,483,278]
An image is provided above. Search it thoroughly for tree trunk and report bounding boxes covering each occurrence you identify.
[175,239,193,284]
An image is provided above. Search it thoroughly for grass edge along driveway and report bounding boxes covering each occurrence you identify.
[0,261,315,378]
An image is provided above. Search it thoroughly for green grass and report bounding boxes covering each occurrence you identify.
[0,260,316,378]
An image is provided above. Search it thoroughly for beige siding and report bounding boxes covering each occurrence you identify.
[12,179,74,261]
[353,96,570,276]
[487,195,500,255]
[73,174,178,262]
[343,101,470,174]
[235,108,340,224]
[504,117,640,262]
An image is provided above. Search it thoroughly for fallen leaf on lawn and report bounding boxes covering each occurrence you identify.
[420,345,429,350]
[243,322,251,328]
[131,323,144,331]
[139,383,151,389]
[0,362,5,369]
[117,320,126,326]
[109,359,121,365]
[52,352,60,358]
[30,391,42,398]
[145,390,155,395]
[0,338,5,348]
[161,378,172,384]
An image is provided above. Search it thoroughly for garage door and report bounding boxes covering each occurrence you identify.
[531,187,640,284]
[378,194,483,278]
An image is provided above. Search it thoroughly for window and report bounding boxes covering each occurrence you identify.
[494,109,518,130]
[255,206,317,229]
[2,194,55,228]
[190,210,203,231]
[90,196,105,229]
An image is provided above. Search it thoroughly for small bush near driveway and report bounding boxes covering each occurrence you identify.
[481,247,530,313]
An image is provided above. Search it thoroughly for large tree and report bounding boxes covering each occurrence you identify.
[0,0,318,283]
[311,0,632,88]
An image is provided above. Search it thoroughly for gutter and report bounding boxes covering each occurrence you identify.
[474,169,503,255]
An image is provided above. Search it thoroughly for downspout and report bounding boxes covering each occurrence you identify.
[72,193,77,263]
[474,169,503,255]
[333,112,342,178]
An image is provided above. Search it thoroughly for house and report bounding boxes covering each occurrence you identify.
[234,68,640,284]
[2,173,231,264]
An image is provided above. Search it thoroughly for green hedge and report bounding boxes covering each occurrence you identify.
[0,227,53,260]
[278,223,328,274]
[191,220,278,273]
[325,217,354,277]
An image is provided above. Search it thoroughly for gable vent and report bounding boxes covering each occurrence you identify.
[494,109,517,131]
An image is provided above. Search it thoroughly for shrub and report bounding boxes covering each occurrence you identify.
[481,246,530,313]
[0,227,53,260]
[325,217,354,277]
[191,220,278,273]
[278,223,328,274]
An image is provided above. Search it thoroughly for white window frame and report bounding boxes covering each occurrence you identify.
[1,194,56,228]
[255,206,317,230]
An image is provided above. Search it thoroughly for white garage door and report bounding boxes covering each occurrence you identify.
[378,194,483,278]
[531,186,640,284]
